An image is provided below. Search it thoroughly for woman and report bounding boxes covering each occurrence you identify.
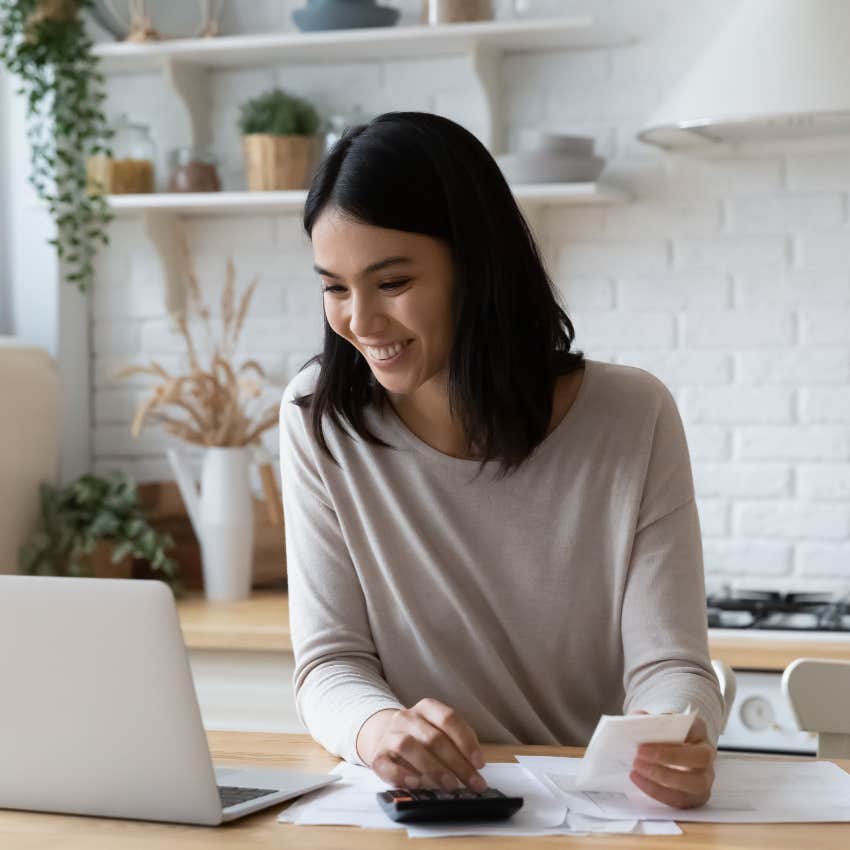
[279,112,722,809]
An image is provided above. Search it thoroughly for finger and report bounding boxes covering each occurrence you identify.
[629,769,710,809]
[636,742,714,769]
[416,698,486,769]
[371,749,425,789]
[386,723,469,791]
[632,758,712,797]
[398,715,487,792]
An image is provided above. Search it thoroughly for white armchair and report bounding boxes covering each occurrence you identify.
[783,658,850,759]
[0,338,60,573]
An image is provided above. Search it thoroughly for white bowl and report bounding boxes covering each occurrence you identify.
[496,151,606,184]
[516,130,595,156]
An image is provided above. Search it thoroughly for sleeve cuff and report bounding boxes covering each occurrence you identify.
[344,701,406,766]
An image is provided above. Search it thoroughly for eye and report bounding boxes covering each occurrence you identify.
[380,278,411,290]
[321,278,411,294]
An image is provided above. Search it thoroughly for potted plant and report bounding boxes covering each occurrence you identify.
[19,469,182,594]
[0,0,114,292]
[114,230,282,601]
[237,86,320,191]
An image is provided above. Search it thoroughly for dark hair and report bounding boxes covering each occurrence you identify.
[292,111,584,479]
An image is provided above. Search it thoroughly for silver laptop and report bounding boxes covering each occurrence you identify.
[0,575,339,825]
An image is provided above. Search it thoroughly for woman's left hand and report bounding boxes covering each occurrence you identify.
[628,711,716,809]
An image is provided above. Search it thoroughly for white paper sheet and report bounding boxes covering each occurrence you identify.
[516,755,681,834]
[520,753,850,824]
[277,762,405,830]
[575,710,694,792]
[278,760,569,836]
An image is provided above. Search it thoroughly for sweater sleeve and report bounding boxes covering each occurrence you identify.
[620,379,724,747]
[279,384,405,765]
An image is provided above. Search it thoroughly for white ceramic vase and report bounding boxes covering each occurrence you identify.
[167,446,255,602]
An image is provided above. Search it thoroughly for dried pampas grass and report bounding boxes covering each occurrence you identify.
[115,230,279,447]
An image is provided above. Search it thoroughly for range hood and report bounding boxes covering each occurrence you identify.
[638,0,850,150]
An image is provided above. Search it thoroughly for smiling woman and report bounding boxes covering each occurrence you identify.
[279,112,723,810]
[295,111,585,475]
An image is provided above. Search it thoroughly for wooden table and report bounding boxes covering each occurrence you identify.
[1,732,849,848]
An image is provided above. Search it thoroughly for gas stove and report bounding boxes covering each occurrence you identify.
[707,588,850,633]
[707,588,850,755]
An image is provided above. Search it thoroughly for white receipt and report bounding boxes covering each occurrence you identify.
[575,710,695,793]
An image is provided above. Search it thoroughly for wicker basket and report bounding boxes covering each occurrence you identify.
[242,134,316,191]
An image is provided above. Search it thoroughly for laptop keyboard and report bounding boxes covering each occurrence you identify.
[218,785,278,808]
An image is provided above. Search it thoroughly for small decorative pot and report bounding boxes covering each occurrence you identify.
[241,134,316,191]
[89,541,133,579]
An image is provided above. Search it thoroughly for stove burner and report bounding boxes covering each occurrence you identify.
[706,588,850,631]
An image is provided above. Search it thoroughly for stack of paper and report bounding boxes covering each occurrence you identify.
[277,760,680,838]
[518,753,850,824]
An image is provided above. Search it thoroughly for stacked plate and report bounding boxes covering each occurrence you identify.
[292,0,400,31]
[495,130,606,184]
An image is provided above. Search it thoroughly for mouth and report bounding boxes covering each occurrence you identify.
[363,338,414,365]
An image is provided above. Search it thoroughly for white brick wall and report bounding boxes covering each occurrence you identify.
[91,0,850,593]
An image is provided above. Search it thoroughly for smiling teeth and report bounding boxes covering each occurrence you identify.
[366,340,409,360]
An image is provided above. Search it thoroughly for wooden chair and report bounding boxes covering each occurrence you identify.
[712,658,737,733]
[782,658,850,759]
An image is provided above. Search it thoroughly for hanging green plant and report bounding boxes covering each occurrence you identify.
[0,0,114,292]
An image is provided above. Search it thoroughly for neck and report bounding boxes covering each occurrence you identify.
[386,380,479,460]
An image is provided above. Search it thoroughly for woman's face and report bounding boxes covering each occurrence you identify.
[312,207,456,400]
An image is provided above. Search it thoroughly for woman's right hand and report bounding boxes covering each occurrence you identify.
[356,698,488,793]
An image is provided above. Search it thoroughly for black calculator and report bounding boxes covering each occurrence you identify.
[377,787,524,823]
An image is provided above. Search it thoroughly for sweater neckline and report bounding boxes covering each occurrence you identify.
[379,358,596,472]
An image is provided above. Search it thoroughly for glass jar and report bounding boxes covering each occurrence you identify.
[510,0,563,18]
[421,0,494,24]
[323,105,370,155]
[86,114,156,195]
[167,146,221,193]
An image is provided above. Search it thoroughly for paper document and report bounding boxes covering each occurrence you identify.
[277,761,404,830]
[516,755,679,834]
[519,753,850,824]
[576,710,695,792]
[276,759,680,837]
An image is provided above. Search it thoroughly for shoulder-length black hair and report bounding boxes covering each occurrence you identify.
[292,111,584,480]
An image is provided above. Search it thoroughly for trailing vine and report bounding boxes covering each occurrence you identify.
[0,0,114,291]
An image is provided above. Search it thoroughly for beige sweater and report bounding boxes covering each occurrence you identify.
[279,357,723,766]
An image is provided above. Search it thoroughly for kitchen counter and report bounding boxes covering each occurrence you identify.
[177,590,292,652]
[175,591,850,671]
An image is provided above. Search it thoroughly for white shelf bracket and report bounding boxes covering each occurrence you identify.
[143,211,186,321]
[469,42,504,155]
[162,58,213,150]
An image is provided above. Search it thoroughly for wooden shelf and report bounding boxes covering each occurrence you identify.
[92,17,630,74]
[105,182,629,217]
[176,590,291,652]
[88,17,634,320]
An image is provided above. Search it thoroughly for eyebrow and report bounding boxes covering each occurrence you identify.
[313,256,414,280]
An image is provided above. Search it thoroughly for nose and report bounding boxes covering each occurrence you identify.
[349,291,388,339]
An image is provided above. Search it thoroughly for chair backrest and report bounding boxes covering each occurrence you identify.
[782,658,850,759]
[711,658,737,734]
[0,339,60,574]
